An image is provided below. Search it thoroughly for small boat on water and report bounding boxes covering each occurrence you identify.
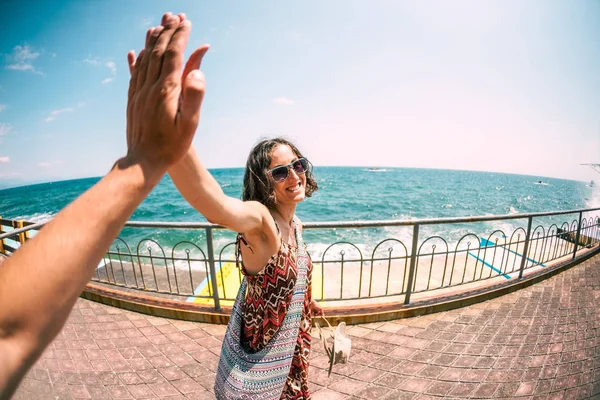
[581,164,599,188]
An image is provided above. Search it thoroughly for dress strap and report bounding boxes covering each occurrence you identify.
[235,233,254,273]
[236,233,254,254]
[272,214,280,235]
[294,217,308,276]
[236,214,294,269]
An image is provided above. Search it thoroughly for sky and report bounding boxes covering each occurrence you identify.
[0,0,599,188]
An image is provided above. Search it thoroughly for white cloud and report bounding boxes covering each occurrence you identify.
[0,104,6,112]
[84,56,116,83]
[6,45,42,74]
[0,156,9,163]
[52,108,74,114]
[0,172,22,178]
[0,123,12,136]
[83,57,101,65]
[142,17,153,27]
[38,160,63,168]
[7,64,34,71]
[44,107,74,122]
[106,61,116,75]
[274,97,295,105]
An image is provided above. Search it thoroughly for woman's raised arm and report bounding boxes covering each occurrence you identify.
[168,146,270,234]
[125,32,272,237]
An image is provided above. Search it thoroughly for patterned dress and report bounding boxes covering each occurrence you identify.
[237,230,313,399]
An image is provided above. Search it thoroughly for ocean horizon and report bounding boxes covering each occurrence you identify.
[0,166,600,222]
[2,167,599,259]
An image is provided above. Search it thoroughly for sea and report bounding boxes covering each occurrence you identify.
[1,168,599,258]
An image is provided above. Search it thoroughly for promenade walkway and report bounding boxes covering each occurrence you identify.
[14,254,600,399]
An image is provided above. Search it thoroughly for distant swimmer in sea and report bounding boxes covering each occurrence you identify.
[0,12,207,398]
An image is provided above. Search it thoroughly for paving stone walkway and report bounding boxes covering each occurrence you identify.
[13,254,600,399]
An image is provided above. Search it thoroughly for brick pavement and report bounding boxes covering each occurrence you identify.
[13,254,600,399]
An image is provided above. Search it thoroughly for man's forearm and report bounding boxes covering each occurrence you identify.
[0,9,208,397]
[0,160,163,398]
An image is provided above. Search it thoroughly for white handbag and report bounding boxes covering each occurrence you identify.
[315,317,352,376]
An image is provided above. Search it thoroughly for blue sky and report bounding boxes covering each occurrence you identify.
[0,0,599,187]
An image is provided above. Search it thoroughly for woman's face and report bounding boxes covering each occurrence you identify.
[268,144,307,206]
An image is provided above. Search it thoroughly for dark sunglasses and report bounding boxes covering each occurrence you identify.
[267,158,309,183]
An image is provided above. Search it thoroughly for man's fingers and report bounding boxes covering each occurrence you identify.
[136,26,163,92]
[181,45,210,85]
[134,27,153,92]
[180,46,209,119]
[128,49,145,101]
[159,19,192,83]
[161,11,173,25]
[127,50,136,148]
[145,14,180,84]
[127,51,136,76]
[178,69,206,137]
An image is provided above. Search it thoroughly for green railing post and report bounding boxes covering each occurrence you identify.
[205,227,221,311]
[404,224,420,305]
[518,216,533,279]
[572,211,583,259]
[0,216,5,254]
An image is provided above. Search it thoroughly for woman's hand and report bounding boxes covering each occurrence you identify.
[311,299,324,317]
[124,12,209,180]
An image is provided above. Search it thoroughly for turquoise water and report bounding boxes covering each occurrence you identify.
[1,168,598,255]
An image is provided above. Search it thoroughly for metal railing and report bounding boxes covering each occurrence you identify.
[1,207,599,310]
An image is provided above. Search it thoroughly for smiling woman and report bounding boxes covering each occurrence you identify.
[242,138,318,211]
[168,136,323,398]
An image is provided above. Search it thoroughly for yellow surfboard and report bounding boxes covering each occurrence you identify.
[189,260,326,307]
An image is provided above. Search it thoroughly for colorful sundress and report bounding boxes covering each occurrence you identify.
[237,227,313,399]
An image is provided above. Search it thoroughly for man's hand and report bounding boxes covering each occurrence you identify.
[124,12,209,179]
[0,13,210,399]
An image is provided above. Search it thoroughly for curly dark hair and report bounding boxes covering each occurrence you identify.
[242,138,318,210]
